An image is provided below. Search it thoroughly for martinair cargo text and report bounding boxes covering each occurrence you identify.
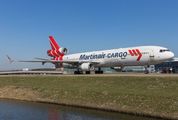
[6,36,174,74]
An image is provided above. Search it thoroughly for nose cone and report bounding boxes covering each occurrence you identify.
[164,51,174,61]
[169,52,174,59]
[158,51,175,62]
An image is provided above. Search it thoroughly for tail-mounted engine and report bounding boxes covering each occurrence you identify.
[47,47,68,57]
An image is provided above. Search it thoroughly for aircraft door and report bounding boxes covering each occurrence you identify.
[149,50,155,62]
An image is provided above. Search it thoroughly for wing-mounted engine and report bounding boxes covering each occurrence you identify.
[78,63,94,71]
[47,47,68,57]
[111,66,125,72]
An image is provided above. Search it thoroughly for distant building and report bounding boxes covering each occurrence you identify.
[22,68,29,71]
[172,58,178,61]
[155,58,178,73]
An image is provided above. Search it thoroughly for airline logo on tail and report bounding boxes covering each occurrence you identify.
[128,49,142,61]
[47,36,68,67]
[49,36,60,50]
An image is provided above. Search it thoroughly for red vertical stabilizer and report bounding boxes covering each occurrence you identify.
[49,36,60,50]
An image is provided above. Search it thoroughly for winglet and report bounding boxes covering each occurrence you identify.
[6,55,13,63]
[49,36,60,50]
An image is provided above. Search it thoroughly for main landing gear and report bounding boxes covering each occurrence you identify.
[95,68,103,74]
[74,68,103,75]
[85,71,90,74]
[144,66,149,74]
[74,70,90,74]
[74,70,83,74]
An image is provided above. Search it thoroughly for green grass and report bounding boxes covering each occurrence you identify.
[0,76,178,118]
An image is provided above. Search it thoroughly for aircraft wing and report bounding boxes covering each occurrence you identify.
[6,55,100,65]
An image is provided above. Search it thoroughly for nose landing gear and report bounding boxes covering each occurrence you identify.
[144,70,149,74]
[144,66,149,74]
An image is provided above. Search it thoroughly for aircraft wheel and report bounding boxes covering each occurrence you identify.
[86,71,90,74]
[95,70,103,74]
[74,71,78,74]
[144,70,149,74]
[74,71,81,74]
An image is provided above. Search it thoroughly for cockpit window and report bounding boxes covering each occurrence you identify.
[160,49,170,52]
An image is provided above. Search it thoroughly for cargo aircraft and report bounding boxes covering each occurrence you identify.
[6,36,174,74]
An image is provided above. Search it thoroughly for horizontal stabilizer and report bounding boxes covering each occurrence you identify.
[34,57,51,61]
[6,55,13,63]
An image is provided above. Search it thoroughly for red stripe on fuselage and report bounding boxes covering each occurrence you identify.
[128,49,142,61]
[128,50,134,56]
[132,49,138,56]
[136,49,142,61]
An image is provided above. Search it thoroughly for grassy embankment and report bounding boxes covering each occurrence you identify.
[0,76,178,119]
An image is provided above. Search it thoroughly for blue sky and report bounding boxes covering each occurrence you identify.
[0,0,178,71]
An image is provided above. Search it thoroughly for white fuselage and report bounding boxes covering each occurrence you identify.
[60,46,174,69]
[8,36,174,74]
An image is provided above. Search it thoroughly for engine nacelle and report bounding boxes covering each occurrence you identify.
[47,47,68,57]
[78,63,94,71]
[111,66,125,72]
[59,47,68,55]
